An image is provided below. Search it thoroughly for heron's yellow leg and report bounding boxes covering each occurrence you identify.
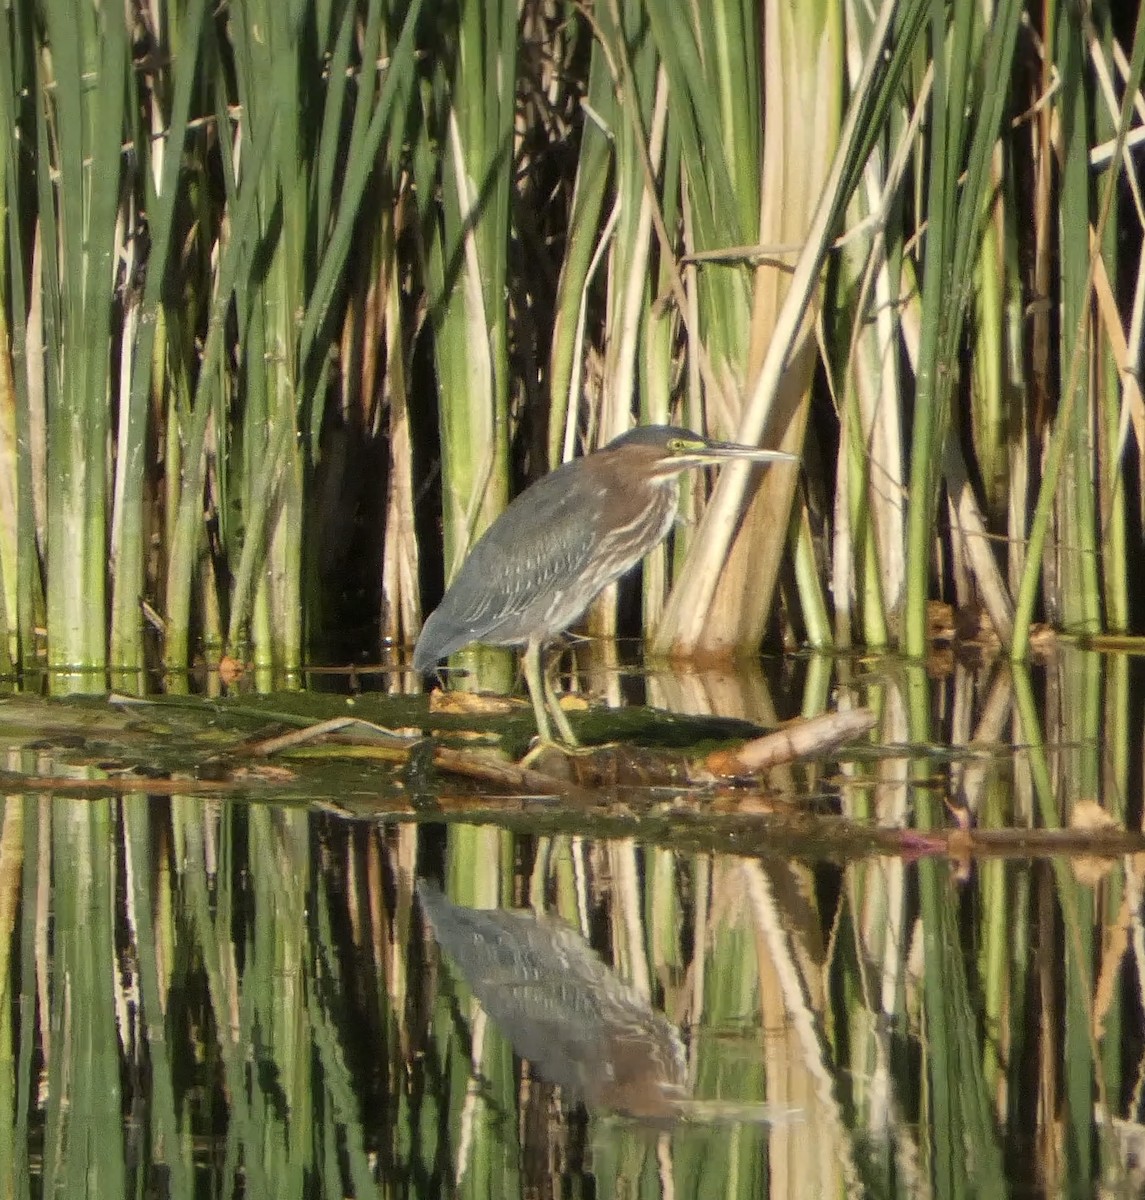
[522,637,556,745]
[522,637,579,747]
[542,659,580,747]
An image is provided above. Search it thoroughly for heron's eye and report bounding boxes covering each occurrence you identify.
[666,438,686,453]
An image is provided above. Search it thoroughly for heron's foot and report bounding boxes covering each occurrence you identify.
[519,735,592,769]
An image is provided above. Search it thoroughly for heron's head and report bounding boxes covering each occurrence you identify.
[602,425,799,484]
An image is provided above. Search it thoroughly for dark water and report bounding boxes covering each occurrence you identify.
[2,645,1144,1198]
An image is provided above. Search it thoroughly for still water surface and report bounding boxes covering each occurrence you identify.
[2,645,1144,1198]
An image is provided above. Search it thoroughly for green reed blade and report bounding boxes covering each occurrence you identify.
[109,0,209,679]
[37,0,128,683]
[904,0,1022,657]
[1010,0,1145,658]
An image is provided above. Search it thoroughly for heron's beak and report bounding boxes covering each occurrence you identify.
[676,440,800,469]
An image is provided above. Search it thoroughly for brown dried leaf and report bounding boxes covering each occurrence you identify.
[1069,799,1119,833]
[427,689,518,715]
[218,656,246,686]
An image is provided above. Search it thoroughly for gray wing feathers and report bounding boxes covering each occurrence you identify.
[413,469,609,666]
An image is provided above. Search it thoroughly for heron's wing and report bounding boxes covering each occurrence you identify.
[479,474,611,610]
[419,466,615,656]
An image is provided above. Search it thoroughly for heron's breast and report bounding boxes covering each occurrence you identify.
[537,480,679,628]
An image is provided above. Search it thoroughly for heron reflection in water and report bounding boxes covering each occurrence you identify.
[417,880,687,1121]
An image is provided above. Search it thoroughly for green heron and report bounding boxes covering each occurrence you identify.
[412,425,796,745]
[418,879,688,1120]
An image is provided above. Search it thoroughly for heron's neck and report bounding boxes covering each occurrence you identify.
[647,475,681,544]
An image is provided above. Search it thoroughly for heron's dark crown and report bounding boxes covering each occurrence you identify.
[605,424,699,450]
